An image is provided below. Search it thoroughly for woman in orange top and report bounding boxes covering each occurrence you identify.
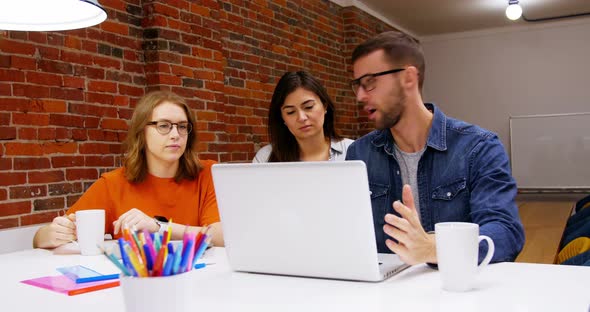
[33,91,224,248]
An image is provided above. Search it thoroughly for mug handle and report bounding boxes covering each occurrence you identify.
[477,235,495,270]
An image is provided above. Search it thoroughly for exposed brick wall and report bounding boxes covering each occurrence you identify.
[342,6,395,136]
[0,0,394,229]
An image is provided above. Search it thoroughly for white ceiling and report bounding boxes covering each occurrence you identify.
[342,0,590,38]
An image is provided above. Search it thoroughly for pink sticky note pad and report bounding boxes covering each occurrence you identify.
[21,275,119,296]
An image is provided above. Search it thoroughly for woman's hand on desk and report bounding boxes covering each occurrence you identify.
[33,213,77,249]
[113,208,159,235]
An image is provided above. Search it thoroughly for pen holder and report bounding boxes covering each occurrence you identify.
[120,270,196,312]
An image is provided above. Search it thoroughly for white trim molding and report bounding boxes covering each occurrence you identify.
[330,0,419,39]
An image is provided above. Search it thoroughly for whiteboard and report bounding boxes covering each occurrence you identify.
[510,113,590,189]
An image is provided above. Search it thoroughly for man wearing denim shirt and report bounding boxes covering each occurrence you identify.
[346,31,524,265]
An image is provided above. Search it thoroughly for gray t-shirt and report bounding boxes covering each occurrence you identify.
[393,143,426,222]
[253,138,354,163]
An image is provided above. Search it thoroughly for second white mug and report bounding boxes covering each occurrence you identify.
[435,222,494,292]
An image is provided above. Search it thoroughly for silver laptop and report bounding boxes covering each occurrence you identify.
[212,160,410,282]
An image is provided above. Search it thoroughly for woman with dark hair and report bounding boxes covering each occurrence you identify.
[34,91,224,248]
[253,71,353,162]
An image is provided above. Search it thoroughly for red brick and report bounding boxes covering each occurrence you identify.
[27,71,63,86]
[33,197,65,211]
[0,189,6,200]
[52,156,84,168]
[20,211,58,226]
[123,62,143,74]
[69,103,117,117]
[64,36,82,49]
[0,40,36,55]
[12,113,50,126]
[27,32,47,44]
[38,60,73,75]
[85,117,100,128]
[81,40,98,53]
[9,185,47,199]
[196,111,219,122]
[190,3,211,16]
[0,83,10,96]
[87,80,118,93]
[101,118,128,130]
[42,142,77,155]
[170,64,193,77]
[0,218,19,229]
[0,69,25,82]
[0,126,16,139]
[10,56,37,70]
[47,33,64,46]
[119,84,144,97]
[153,2,181,18]
[61,51,92,65]
[63,76,85,89]
[14,157,50,170]
[49,114,84,127]
[0,98,28,112]
[18,128,37,140]
[28,170,65,184]
[118,108,134,119]
[101,0,126,11]
[0,158,11,170]
[85,155,114,167]
[0,113,10,125]
[0,201,31,217]
[79,143,112,154]
[66,168,98,181]
[0,172,26,186]
[113,95,130,106]
[48,182,83,196]
[86,92,115,105]
[100,21,129,35]
[88,129,120,142]
[38,128,56,140]
[50,88,84,101]
[0,54,11,68]
[12,84,51,98]
[41,100,67,113]
[4,143,42,156]
[92,56,121,69]
[72,129,88,141]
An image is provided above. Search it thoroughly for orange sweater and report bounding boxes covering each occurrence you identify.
[67,160,220,236]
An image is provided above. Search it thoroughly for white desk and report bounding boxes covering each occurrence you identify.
[1,247,589,312]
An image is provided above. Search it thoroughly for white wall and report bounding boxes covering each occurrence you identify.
[421,19,590,157]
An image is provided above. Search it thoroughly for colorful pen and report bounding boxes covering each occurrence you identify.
[162,243,175,276]
[191,236,211,269]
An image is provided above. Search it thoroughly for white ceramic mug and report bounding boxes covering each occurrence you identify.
[120,271,196,312]
[435,222,495,292]
[75,209,105,256]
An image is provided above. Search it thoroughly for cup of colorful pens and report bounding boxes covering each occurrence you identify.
[102,223,212,312]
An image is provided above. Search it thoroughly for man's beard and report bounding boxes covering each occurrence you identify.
[376,86,406,130]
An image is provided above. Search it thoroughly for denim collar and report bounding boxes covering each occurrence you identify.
[370,103,447,153]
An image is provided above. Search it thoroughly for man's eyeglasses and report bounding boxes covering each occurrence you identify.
[350,68,406,95]
[147,121,192,135]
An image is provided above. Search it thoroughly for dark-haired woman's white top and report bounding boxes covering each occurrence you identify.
[252,138,354,163]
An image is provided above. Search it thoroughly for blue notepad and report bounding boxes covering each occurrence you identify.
[57,265,119,284]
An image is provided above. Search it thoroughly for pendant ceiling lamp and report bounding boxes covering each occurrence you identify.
[0,0,107,31]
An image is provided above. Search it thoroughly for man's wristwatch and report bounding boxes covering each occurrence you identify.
[154,216,169,234]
